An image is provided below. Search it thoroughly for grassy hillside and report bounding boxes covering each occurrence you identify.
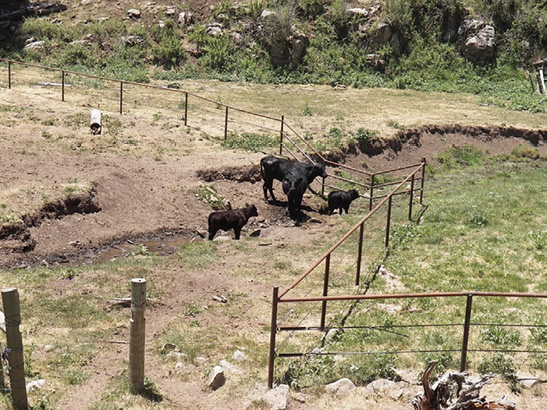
[0,0,545,113]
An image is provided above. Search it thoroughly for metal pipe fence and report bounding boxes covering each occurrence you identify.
[0,58,428,207]
[268,289,547,388]
[266,158,544,387]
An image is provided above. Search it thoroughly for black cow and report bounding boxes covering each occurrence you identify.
[260,155,327,203]
[282,168,309,218]
[208,204,258,240]
[328,189,360,215]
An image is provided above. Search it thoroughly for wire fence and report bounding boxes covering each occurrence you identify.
[0,58,427,203]
[267,165,546,387]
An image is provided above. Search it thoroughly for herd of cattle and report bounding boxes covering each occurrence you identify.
[207,155,361,240]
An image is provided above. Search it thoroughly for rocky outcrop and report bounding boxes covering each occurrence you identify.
[459,19,496,65]
[257,11,309,67]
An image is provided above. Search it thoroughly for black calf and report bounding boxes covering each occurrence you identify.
[208,204,258,240]
[328,189,360,215]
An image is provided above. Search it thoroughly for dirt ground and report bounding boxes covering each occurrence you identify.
[0,84,546,409]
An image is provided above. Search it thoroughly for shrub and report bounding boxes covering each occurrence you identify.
[196,184,229,210]
[151,20,186,68]
[199,35,236,70]
[352,128,378,143]
[480,325,522,348]
[478,353,519,392]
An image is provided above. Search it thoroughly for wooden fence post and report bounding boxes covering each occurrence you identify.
[385,195,393,248]
[267,287,279,389]
[129,278,146,393]
[8,61,11,89]
[409,173,415,220]
[419,158,426,205]
[355,223,364,286]
[0,342,4,392]
[369,174,375,210]
[1,288,28,410]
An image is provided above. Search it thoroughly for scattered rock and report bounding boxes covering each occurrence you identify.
[207,366,226,390]
[165,6,176,17]
[459,19,495,66]
[516,372,538,388]
[232,350,247,362]
[250,229,261,237]
[207,23,223,38]
[325,378,356,396]
[219,359,244,375]
[121,36,144,46]
[26,379,46,393]
[368,378,398,393]
[264,384,291,410]
[347,8,368,17]
[178,11,194,26]
[160,343,179,354]
[260,10,275,19]
[127,9,141,19]
[294,392,306,403]
[321,328,340,344]
[24,40,46,51]
[389,387,404,400]
[212,294,228,303]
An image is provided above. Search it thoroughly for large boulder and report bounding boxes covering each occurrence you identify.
[258,11,309,67]
[459,19,496,65]
[367,20,405,57]
[267,27,308,67]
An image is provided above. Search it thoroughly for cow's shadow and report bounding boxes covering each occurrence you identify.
[266,199,316,224]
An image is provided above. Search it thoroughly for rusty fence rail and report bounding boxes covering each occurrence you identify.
[0,58,426,206]
[267,162,427,387]
[268,290,546,388]
[266,160,544,387]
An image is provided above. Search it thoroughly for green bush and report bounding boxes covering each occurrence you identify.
[478,352,519,392]
[151,20,186,68]
[20,17,76,43]
[352,128,378,143]
[480,325,522,348]
[199,35,236,70]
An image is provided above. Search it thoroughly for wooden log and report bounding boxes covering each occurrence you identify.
[1,288,28,410]
[412,361,517,410]
[129,278,146,393]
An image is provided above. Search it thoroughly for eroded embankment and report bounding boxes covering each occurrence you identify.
[1,124,544,267]
[323,124,546,162]
[0,188,101,255]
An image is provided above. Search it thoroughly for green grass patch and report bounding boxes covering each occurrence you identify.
[222,131,279,152]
